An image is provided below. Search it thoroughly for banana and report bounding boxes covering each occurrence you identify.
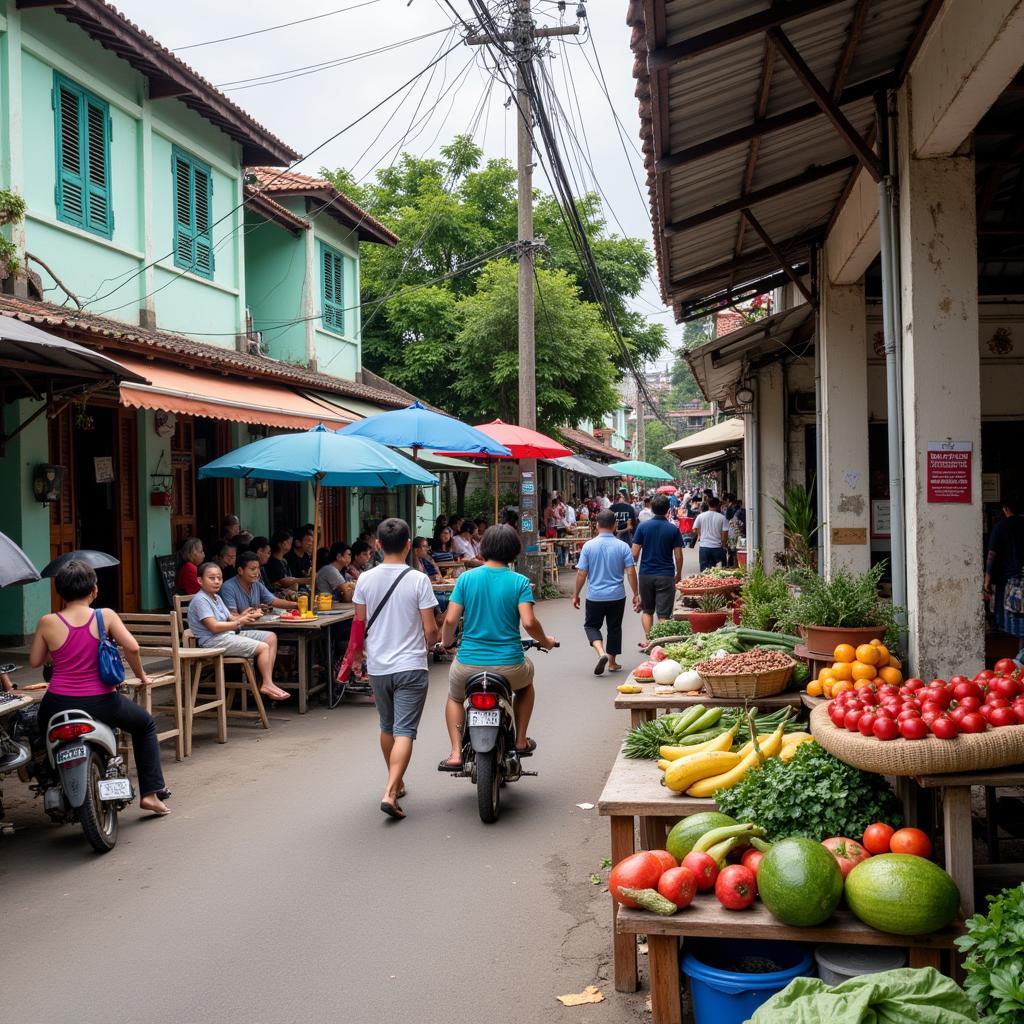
[658,724,738,761]
[685,722,787,797]
[663,750,742,793]
[692,822,764,854]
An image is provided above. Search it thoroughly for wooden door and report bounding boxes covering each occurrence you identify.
[170,415,196,545]
[321,487,347,548]
[48,406,77,611]
[116,407,140,611]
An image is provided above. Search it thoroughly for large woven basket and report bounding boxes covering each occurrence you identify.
[810,703,1024,776]
[678,580,742,597]
[697,657,795,700]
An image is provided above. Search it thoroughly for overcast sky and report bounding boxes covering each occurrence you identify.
[115,0,677,369]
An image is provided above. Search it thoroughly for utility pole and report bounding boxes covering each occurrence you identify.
[634,371,645,463]
[467,0,580,587]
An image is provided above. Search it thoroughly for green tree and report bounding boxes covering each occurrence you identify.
[643,419,682,475]
[665,315,712,407]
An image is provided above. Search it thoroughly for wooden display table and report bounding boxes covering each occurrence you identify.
[616,902,965,1024]
[615,680,804,728]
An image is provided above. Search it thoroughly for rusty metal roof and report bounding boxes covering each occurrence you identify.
[628,0,941,320]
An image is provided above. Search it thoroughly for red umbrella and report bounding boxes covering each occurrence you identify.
[657,484,678,495]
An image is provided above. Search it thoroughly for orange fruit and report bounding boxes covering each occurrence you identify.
[833,644,856,664]
[855,644,881,667]
[851,661,876,681]
[806,679,823,697]
[879,666,903,686]
[830,662,854,681]
[870,677,885,688]
[818,668,835,682]
[873,644,890,667]
[821,680,833,698]
[854,678,874,690]
[887,655,902,671]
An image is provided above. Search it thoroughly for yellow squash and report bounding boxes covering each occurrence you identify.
[686,722,787,798]
[658,724,738,762]
[779,734,816,762]
[616,683,643,694]
[664,750,742,794]
[656,758,673,773]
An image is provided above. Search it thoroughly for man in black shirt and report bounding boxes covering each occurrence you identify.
[286,523,315,578]
[609,488,638,544]
[985,497,1024,632]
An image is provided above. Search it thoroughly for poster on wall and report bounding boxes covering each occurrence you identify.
[926,441,972,504]
[870,500,891,539]
[93,456,114,484]
[982,473,1001,503]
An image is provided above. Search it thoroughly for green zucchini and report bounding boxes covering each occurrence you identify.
[619,887,678,915]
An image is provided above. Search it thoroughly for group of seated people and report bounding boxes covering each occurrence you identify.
[416,514,491,580]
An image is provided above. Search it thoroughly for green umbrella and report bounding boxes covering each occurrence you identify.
[608,459,675,482]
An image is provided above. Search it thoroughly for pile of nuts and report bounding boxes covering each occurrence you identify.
[677,575,741,591]
[695,650,793,676]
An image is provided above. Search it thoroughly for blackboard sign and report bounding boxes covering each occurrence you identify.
[156,554,176,608]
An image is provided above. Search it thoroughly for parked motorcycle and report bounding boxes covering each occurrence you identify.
[444,639,557,823]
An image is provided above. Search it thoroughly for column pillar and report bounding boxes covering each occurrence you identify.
[898,91,983,677]
[819,272,871,574]
[756,362,786,567]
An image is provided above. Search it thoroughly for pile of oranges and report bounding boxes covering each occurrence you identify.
[806,640,903,698]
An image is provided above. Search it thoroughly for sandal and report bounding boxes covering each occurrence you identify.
[594,655,608,676]
[515,737,537,756]
[380,800,405,820]
[437,759,462,773]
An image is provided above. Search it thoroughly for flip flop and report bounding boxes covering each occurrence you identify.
[607,665,624,673]
[437,759,462,772]
[380,800,405,820]
[594,655,608,676]
[515,737,537,757]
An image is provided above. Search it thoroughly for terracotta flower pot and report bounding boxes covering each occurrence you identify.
[689,611,729,634]
[802,624,885,658]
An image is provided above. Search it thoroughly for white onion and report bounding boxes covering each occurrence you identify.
[652,659,682,685]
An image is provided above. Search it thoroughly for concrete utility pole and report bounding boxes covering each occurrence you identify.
[467,0,579,587]
[634,371,645,462]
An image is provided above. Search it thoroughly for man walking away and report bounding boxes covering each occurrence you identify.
[573,510,640,675]
[693,496,728,572]
[631,494,684,646]
[350,518,439,820]
[610,488,638,544]
[984,496,1024,635]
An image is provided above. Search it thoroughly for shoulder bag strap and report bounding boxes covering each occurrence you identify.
[365,568,414,637]
[94,608,106,641]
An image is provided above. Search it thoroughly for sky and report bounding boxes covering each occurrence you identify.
[113,0,677,369]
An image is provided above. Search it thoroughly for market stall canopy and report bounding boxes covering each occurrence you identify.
[396,449,485,473]
[0,314,147,397]
[665,419,745,461]
[608,459,675,482]
[117,358,352,431]
[685,304,813,412]
[0,531,41,588]
[547,454,620,479]
[677,449,734,470]
[438,420,571,460]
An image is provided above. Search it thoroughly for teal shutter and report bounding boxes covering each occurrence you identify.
[172,148,214,279]
[54,75,111,236]
[84,97,112,235]
[321,247,344,332]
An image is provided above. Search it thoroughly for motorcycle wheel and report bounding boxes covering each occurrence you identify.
[78,752,118,853]
[475,749,500,824]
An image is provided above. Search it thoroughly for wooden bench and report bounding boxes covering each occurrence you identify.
[614,681,805,729]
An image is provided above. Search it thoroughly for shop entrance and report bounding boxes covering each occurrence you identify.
[271,482,300,535]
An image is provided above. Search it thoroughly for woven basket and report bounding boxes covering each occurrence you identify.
[697,657,795,700]
[810,703,1024,776]
[678,580,742,597]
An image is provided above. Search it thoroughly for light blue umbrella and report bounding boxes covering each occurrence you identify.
[608,459,675,482]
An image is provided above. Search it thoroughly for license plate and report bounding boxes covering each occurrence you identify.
[468,709,500,727]
[97,778,132,801]
[56,745,86,765]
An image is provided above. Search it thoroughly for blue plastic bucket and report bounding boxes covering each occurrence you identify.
[681,938,813,1024]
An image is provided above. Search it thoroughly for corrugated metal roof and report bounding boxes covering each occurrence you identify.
[628,0,936,320]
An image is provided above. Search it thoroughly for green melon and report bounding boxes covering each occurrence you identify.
[666,811,736,861]
[845,854,960,935]
[759,837,844,926]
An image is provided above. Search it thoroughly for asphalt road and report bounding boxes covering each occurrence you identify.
[0,588,675,1024]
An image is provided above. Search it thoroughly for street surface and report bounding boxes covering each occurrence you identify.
[0,565,704,1024]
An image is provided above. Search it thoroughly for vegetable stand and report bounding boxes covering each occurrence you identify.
[615,681,802,728]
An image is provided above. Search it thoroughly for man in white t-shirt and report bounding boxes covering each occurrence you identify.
[351,518,439,820]
[453,522,485,567]
[692,496,728,572]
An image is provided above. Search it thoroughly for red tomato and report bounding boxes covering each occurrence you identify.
[959,712,987,734]
[921,700,944,718]
[989,706,1018,728]
[927,688,953,710]
[994,659,1018,677]
[890,827,932,858]
[740,848,764,876]
[897,707,921,721]
[609,852,665,907]
[682,851,720,892]
[958,695,981,712]
[821,836,871,878]
[992,677,1020,700]
[857,712,877,736]
[949,675,971,687]
[977,670,995,681]
[715,864,757,910]
[844,709,864,732]
[953,680,982,701]
[903,678,925,691]
[1012,700,1024,724]
[860,690,879,706]
[929,679,948,689]
[986,693,1013,709]
[862,822,895,855]
[930,716,959,740]
[899,716,929,740]
[829,707,847,728]
[648,849,678,874]
[879,685,900,699]
[657,865,698,909]
[873,717,900,741]
[950,705,968,724]
[874,707,896,720]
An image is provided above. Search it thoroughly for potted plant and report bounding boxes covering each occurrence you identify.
[689,592,729,634]
[770,480,820,569]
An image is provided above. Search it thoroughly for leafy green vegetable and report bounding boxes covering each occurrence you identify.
[647,619,692,640]
[663,630,745,668]
[714,742,901,842]
[739,560,792,632]
[956,884,1024,1023]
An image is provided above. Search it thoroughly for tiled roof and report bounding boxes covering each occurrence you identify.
[243,185,310,234]
[247,167,399,247]
[558,426,626,461]
[44,0,299,165]
[0,295,409,409]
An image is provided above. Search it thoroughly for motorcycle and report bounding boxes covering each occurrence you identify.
[443,639,557,824]
[1,666,134,853]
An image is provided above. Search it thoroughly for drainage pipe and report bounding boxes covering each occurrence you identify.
[749,384,761,563]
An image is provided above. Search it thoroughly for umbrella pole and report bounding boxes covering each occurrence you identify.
[494,461,499,524]
[408,451,418,567]
[310,475,322,594]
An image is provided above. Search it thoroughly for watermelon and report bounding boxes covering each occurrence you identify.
[666,811,736,862]
[845,854,959,935]
[758,837,843,926]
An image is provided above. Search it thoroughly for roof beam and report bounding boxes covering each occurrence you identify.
[831,0,871,98]
[680,269,808,321]
[656,74,890,173]
[741,208,816,305]
[768,28,882,182]
[670,228,822,289]
[664,156,856,235]
[148,79,193,100]
[647,0,848,71]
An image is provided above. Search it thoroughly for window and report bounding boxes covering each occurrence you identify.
[53,74,112,237]
[172,148,214,279]
[321,244,345,333]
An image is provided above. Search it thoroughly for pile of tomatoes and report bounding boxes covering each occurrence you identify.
[825,658,1024,740]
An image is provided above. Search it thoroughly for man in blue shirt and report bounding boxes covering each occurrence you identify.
[631,493,684,645]
[573,509,640,674]
[221,552,298,614]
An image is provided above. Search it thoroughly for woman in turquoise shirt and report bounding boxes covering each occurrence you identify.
[438,525,557,771]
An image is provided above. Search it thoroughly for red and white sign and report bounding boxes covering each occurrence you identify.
[926,441,972,504]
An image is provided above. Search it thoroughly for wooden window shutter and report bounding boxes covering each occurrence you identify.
[54,80,85,227]
[54,75,111,236]
[173,148,214,279]
[84,97,112,235]
[173,152,194,269]
[321,247,344,332]
[193,164,214,276]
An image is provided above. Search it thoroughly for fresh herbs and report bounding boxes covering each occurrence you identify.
[956,884,1024,1023]
[714,742,902,842]
[697,591,728,613]
[648,619,692,641]
[739,560,791,632]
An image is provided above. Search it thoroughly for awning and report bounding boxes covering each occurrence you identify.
[396,448,485,473]
[548,454,620,479]
[664,418,745,460]
[685,303,814,412]
[117,358,352,430]
[677,449,736,470]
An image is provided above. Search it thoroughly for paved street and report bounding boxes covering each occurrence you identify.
[0,587,678,1024]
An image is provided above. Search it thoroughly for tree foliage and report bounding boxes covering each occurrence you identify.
[320,136,667,426]
[642,419,681,476]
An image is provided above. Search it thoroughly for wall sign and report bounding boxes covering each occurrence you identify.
[926,441,972,504]
[832,527,867,546]
[870,500,891,539]
[94,456,114,484]
[982,473,1001,503]
[521,514,534,533]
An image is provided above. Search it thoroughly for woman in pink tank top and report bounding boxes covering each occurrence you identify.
[31,560,170,816]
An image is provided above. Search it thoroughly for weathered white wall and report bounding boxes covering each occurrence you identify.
[825,167,881,286]
[757,362,787,567]
[898,88,984,678]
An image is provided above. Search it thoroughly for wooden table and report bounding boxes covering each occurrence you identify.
[615,680,804,728]
[598,748,716,993]
[255,605,354,713]
[616,902,965,1024]
[0,693,37,719]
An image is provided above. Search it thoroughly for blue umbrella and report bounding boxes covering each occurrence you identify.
[0,531,40,588]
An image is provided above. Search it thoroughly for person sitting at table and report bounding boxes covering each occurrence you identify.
[412,536,440,582]
[347,540,373,582]
[432,525,457,566]
[316,542,353,599]
[448,515,464,539]
[453,522,484,567]
[286,523,315,579]
[234,530,254,552]
[265,530,305,592]
[433,514,448,537]
[222,552,297,614]
[250,536,272,586]
[213,541,236,575]
[176,537,205,595]
[221,514,241,542]
[188,562,290,702]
